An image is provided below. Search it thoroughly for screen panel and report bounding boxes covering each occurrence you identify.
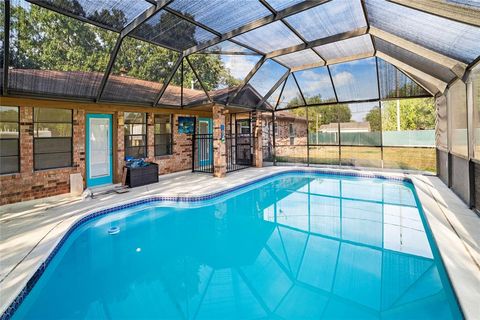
[232,21,303,53]
[471,64,480,160]
[448,80,468,156]
[294,67,337,105]
[102,37,180,104]
[265,0,305,12]
[377,58,430,99]
[132,9,217,51]
[340,102,381,146]
[381,98,436,172]
[329,57,379,102]
[34,0,152,30]
[308,104,340,146]
[202,40,257,55]
[273,49,324,69]
[366,0,480,63]
[190,53,262,104]
[375,38,457,84]
[182,59,209,106]
[233,59,288,107]
[158,62,182,106]
[285,0,367,42]
[341,146,382,168]
[9,0,116,99]
[0,1,4,92]
[435,95,448,150]
[168,0,271,34]
[314,35,374,63]
[276,74,304,110]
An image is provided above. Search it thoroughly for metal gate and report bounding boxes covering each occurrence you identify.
[192,133,213,173]
[226,118,252,172]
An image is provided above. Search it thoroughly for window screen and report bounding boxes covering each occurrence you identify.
[448,80,468,156]
[382,98,436,172]
[435,95,448,150]
[340,102,381,147]
[470,65,480,160]
[9,1,116,99]
[377,57,430,99]
[34,108,72,170]
[154,114,172,157]
[124,112,147,159]
[0,106,20,174]
[274,108,308,164]
[329,57,379,102]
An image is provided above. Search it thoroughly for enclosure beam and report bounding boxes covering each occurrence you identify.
[265,27,368,59]
[388,0,480,28]
[96,0,174,102]
[289,61,326,73]
[257,71,290,108]
[327,66,339,103]
[376,51,447,93]
[370,27,467,77]
[3,0,10,96]
[120,0,174,37]
[274,79,288,111]
[183,0,331,55]
[185,56,213,103]
[154,55,184,106]
[27,0,118,32]
[229,56,267,107]
[375,57,384,168]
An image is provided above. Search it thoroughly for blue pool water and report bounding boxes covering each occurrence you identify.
[12,173,462,319]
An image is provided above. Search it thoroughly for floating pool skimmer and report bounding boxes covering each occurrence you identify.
[108,226,120,235]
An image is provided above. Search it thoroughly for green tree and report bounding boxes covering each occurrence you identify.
[8,2,235,94]
[365,106,381,132]
[10,3,115,72]
[382,98,435,130]
[289,103,351,131]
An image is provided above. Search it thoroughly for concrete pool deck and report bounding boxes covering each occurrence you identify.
[0,166,479,318]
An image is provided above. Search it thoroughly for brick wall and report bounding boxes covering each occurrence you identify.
[0,106,203,205]
[147,113,195,174]
[0,107,84,205]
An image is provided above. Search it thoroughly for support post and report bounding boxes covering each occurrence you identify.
[253,110,263,168]
[272,110,277,166]
[213,105,227,178]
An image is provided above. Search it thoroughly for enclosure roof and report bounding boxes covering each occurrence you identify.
[1,0,479,111]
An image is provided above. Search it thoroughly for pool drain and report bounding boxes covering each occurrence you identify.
[108,226,120,235]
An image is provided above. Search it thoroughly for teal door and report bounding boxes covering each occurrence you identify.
[86,114,113,187]
[198,118,213,166]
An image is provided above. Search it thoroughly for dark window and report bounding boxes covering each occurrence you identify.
[34,108,73,170]
[154,114,172,156]
[124,112,147,159]
[238,120,250,135]
[289,123,295,145]
[0,106,20,174]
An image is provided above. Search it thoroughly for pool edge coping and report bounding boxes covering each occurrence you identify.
[0,167,477,319]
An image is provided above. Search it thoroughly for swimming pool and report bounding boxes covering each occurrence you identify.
[9,172,462,319]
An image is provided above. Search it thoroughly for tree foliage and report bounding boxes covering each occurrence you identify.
[8,1,236,92]
[288,98,352,132]
[381,98,435,131]
[365,107,381,132]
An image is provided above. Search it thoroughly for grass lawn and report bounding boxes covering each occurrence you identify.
[275,146,436,172]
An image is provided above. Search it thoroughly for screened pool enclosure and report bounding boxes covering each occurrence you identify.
[1,1,480,203]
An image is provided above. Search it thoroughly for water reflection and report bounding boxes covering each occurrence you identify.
[14,175,460,319]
